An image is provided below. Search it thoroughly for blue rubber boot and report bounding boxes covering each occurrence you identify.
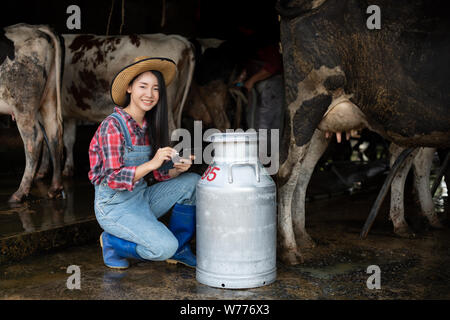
[100,232,143,269]
[166,203,197,268]
[100,232,129,269]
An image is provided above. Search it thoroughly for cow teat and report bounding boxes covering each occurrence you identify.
[318,95,368,142]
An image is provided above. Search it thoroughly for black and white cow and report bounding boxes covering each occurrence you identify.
[0,23,64,202]
[276,0,450,264]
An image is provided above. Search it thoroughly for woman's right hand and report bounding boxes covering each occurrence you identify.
[150,147,176,169]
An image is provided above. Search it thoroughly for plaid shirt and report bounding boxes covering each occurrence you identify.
[88,107,171,191]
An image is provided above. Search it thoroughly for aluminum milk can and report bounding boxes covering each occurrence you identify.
[196,132,277,289]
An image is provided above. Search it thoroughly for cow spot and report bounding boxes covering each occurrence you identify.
[99,78,109,91]
[68,82,92,110]
[79,69,96,88]
[279,108,292,165]
[129,34,140,47]
[323,74,346,91]
[104,36,120,53]
[69,35,106,66]
[69,70,110,110]
[293,94,331,146]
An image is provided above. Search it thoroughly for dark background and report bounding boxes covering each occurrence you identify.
[0,0,280,40]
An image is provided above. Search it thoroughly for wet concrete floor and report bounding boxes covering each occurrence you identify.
[0,189,448,300]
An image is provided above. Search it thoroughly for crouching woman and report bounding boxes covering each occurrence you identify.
[88,56,200,269]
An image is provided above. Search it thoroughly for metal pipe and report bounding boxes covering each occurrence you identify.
[360,147,415,239]
[431,150,449,197]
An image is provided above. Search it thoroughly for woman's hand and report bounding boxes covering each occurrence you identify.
[132,147,176,183]
[150,147,177,169]
[169,155,195,178]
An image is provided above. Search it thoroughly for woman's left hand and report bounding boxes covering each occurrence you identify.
[169,155,195,177]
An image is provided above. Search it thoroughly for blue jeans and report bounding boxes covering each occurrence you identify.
[94,172,200,261]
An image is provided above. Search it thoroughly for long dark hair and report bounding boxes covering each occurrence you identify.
[123,70,169,155]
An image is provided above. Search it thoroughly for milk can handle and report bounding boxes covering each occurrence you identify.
[228,161,260,184]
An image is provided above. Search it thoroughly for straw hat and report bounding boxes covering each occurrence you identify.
[110,56,177,107]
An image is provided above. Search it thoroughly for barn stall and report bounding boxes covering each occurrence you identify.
[0,0,449,303]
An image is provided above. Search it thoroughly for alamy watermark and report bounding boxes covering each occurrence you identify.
[366,265,381,290]
[66,5,81,30]
[66,265,81,290]
[366,5,381,30]
[170,121,280,175]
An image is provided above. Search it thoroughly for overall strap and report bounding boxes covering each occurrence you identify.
[109,112,133,149]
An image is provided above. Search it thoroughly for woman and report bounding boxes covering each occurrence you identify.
[88,56,200,269]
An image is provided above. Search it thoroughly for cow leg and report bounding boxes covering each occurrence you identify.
[62,118,76,177]
[389,143,418,237]
[40,86,64,198]
[36,141,50,179]
[277,145,308,265]
[9,112,43,202]
[412,147,444,229]
[291,129,330,248]
[278,162,304,264]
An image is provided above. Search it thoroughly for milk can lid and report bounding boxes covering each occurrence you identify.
[205,132,258,142]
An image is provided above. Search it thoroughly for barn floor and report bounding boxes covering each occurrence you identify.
[0,123,449,299]
[0,185,448,300]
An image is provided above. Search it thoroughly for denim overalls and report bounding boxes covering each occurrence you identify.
[94,112,200,261]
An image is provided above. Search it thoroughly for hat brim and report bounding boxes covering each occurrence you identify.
[110,57,177,107]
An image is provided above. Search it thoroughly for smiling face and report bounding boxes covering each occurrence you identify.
[126,71,160,112]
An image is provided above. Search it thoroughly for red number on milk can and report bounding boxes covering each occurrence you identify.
[201,166,220,182]
[206,167,220,181]
[201,166,212,180]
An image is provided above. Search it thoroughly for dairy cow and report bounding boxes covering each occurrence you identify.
[38,33,195,177]
[276,0,450,264]
[0,23,64,202]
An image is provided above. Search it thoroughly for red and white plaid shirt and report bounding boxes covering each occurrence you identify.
[88,107,171,191]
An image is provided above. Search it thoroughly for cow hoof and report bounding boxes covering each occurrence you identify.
[279,248,304,265]
[47,186,64,199]
[8,193,23,203]
[296,234,316,248]
[394,225,416,238]
[62,167,74,177]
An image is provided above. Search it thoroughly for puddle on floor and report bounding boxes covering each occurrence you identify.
[0,175,95,238]
[298,262,369,280]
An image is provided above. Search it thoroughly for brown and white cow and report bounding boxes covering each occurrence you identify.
[38,33,195,177]
[0,23,64,202]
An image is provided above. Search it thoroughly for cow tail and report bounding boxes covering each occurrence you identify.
[37,26,62,127]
